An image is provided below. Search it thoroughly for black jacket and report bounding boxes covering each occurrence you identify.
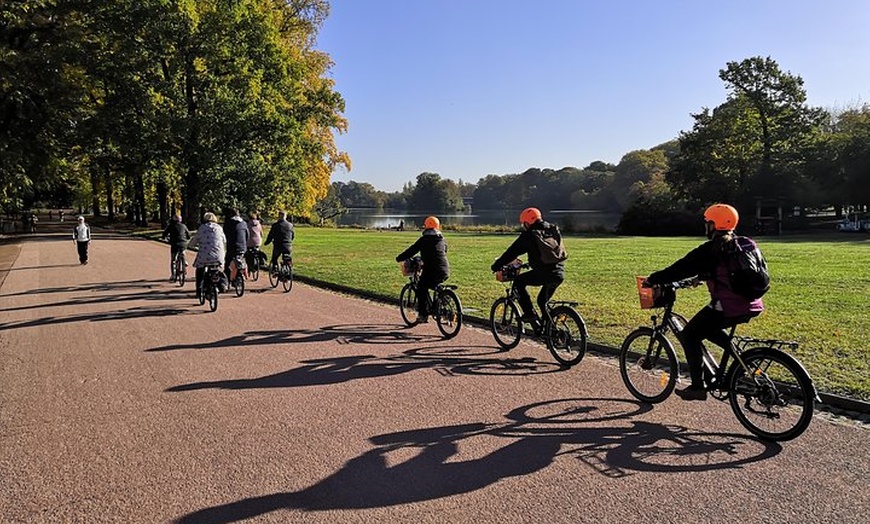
[265,218,294,255]
[162,220,190,248]
[396,229,449,281]
[223,216,249,257]
[646,234,764,318]
[491,220,565,273]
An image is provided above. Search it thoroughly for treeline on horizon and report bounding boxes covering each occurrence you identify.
[321,56,870,234]
[2,0,868,234]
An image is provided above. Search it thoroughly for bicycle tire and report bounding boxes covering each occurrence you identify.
[175,255,186,287]
[282,264,292,293]
[619,327,679,403]
[490,297,522,350]
[727,347,815,441]
[197,284,205,306]
[436,289,462,339]
[208,289,218,312]
[234,275,245,297]
[399,283,419,326]
[545,305,587,367]
[269,263,279,288]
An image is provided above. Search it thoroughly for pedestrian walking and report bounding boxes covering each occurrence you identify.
[73,216,91,264]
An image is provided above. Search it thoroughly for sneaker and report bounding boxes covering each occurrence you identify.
[675,386,707,401]
[418,315,430,323]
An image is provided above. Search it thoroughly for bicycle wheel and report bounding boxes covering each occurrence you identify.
[176,256,186,287]
[545,305,587,367]
[399,283,419,326]
[208,287,218,312]
[489,297,522,350]
[249,257,259,282]
[619,327,679,403]
[435,289,462,339]
[727,347,815,441]
[197,284,205,306]
[281,263,293,293]
[269,262,279,288]
[233,275,245,297]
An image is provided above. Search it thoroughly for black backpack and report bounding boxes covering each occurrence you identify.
[533,225,568,265]
[725,236,770,299]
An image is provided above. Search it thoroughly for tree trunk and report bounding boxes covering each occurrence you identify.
[105,165,115,221]
[90,169,102,217]
[157,181,168,229]
[134,170,147,226]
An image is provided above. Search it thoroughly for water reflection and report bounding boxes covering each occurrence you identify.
[339,209,619,230]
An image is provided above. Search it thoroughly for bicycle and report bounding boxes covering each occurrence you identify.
[269,253,293,293]
[228,255,246,297]
[619,277,818,441]
[171,249,187,286]
[245,246,265,282]
[196,264,222,312]
[489,261,587,367]
[398,256,462,339]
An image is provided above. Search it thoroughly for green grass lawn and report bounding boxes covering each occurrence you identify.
[284,227,870,400]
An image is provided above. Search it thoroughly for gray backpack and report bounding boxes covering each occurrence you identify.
[533,225,568,265]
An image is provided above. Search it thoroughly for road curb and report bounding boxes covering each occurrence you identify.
[295,274,870,420]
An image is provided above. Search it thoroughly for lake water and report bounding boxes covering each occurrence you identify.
[338,209,620,230]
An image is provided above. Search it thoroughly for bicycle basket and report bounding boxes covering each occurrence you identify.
[496,261,523,282]
[636,276,671,309]
[400,257,422,276]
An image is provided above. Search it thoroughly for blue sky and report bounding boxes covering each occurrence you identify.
[317,1,870,192]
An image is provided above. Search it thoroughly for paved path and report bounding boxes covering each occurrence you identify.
[1,236,868,523]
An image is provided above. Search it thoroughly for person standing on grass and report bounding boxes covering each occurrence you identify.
[395,216,450,323]
[73,216,91,265]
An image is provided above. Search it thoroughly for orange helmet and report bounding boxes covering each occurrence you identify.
[703,204,739,231]
[519,207,542,227]
[424,216,440,230]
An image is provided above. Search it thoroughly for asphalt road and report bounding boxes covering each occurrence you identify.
[1,235,868,523]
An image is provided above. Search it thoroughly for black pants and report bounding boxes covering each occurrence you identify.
[679,307,758,387]
[170,246,185,277]
[513,269,564,321]
[76,241,89,264]
[416,273,447,317]
[270,249,292,268]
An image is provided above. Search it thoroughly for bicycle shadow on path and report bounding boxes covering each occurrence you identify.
[164,342,563,392]
[149,324,444,353]
[174,397,781,524]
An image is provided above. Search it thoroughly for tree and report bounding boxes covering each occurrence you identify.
[668,56,826,210]
[407,172,463,212]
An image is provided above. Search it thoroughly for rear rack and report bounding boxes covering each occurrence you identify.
[733,335,799,352]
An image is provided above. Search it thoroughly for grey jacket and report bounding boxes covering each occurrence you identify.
[188,222,227,268]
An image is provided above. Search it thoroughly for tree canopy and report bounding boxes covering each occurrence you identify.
[0,0,348,225]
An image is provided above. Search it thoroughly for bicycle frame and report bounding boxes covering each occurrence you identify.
[650,293,766,395]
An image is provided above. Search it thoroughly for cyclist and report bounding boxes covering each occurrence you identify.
[490,207,565,333]
[264,210,295,269]
[188,212,227,297]
[245,211,264,268]
[395,216,449,323]
[162,214,190,281]
[223,208,249,282]
[645,203,764,401]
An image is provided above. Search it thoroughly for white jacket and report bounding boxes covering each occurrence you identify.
[188,222,227,268]
[73,224,90,242]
